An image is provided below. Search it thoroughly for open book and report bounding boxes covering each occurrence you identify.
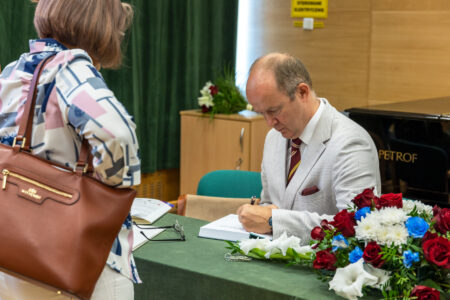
[198,214,272,242]
[132,224,165,250]
[130,198,173,224]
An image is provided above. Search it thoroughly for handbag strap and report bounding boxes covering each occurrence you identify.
[14,53,91,174]
[14,54,56,151]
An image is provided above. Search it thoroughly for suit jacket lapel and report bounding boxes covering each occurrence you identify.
[282,100,334,209]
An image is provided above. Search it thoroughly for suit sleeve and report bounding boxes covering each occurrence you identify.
[271,129,380,245]
[331,130,381,210]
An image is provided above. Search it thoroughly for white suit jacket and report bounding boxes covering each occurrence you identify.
[260,99,381,244]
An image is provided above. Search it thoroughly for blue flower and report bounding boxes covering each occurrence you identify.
[405,217,429,238]
[354,207,371,221]
[332,234,349,252]
[402,250,419,268]
[349,247,363,263]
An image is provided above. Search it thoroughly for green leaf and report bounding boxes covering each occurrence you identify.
[250,248,268,259]
[418,279,442,291]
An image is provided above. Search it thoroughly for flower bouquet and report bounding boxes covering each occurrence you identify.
[226,190,449,300]
[197,67,251,117]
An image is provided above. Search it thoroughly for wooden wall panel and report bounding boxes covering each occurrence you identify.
[369,11,450,105]
[243,0,371,110]
[135,169,180,201]
[328,0,370,11]
[372,0,450,11]
[243,0,450,110]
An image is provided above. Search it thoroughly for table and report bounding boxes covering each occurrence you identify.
[133,214,379,300]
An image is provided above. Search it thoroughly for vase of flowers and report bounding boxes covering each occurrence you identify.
[226,190,450,300]
[197,66,251,118]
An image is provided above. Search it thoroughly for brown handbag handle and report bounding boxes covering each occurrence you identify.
[14,53,91,174]
[14,54,56,151]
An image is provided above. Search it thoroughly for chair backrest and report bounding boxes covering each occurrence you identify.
[196,170,263,198]
[177,194,251,221]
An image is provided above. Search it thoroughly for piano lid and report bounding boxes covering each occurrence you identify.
[346,97,450,121]
[346,97,450,208]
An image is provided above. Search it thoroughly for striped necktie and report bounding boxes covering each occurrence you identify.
[287,138,302,186]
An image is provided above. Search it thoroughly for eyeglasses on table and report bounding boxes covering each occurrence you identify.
[133,219,185,241]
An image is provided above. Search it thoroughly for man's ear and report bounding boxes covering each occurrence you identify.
[296,82,310,99]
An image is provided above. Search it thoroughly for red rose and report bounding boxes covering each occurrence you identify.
[432,207,450,234]
[432,205,440,216]
[311,226,325,241]
[313,249,337,271]
[352,188,374,209]
[320,219,332,231]
[422,236,450,268]
[363,241,384,268]
[411,285,440,300]
[422,231,438,244]
[374,193,403,209]
[201,105,211,113]
[330,210,356,237]
[209,85,218,96]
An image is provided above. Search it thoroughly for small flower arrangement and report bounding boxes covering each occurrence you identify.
[226,190,450,300]
[197,67,251,117]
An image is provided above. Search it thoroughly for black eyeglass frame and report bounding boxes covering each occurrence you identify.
[133,219,186,242]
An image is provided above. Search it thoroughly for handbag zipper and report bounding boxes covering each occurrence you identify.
[2,169,72,199]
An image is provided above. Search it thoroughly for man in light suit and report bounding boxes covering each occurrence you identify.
[237,53,381,244]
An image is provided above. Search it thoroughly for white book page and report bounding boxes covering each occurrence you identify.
[132,225,165,250]
[199,214,272,241]
[131,198,173,224]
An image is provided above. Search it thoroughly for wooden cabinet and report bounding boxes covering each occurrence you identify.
[180,110,270,195]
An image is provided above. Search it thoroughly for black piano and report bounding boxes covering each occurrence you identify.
[346,97,450,208]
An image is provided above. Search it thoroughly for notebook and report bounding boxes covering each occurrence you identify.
[130,198,173,224]
[198,214,272,242]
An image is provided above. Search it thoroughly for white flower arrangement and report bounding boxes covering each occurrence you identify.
[355,207,409,246]
[225,190,450,300]
[197,81,215,109]
[328,258,378,300]
[238,232,313,259]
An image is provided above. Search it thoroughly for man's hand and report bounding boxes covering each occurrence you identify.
[237,204,278,234]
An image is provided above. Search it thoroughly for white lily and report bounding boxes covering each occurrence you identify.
[266,232,302,255]
[329,259,378,300]
[363,263,391,290]
[238,238,270,255]
[198,95,214,107]
[200,81,213,96]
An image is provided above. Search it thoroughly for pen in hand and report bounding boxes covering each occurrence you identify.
[250,196,256,205]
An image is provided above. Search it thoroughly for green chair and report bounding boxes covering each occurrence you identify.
[196,170,263,198]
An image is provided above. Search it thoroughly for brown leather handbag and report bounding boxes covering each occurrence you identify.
[0,54,136,299]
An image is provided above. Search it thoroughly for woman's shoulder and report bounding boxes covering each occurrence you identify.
[49,48,94,71]
[50,48,106,88]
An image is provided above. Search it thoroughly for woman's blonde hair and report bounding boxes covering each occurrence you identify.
[32,0,133,69]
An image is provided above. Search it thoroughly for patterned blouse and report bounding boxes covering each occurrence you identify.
[0,38,141,283]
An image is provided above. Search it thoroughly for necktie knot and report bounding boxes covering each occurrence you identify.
[290,138,302,148]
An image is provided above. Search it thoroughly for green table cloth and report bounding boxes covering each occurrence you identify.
[133,214,379,300]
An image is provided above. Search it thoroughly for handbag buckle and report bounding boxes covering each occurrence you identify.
[12,137,26,148]
[74,163,88,174]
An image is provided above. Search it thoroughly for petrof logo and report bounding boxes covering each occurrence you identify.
[378,150,418,163]
[21,187,42,200]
